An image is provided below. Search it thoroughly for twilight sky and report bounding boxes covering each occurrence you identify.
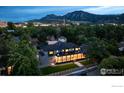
[0,6,124,22]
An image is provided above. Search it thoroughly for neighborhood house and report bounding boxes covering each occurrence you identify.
[38,36,86,66]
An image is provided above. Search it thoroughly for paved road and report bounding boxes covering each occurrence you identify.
[87,67,100,76]
[67,66,100,76]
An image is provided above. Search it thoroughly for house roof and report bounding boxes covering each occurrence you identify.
[80,44,89,53]
[40,41,78,51]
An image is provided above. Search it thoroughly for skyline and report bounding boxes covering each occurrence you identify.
[0,6,124,22]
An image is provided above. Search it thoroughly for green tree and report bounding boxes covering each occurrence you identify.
[60,26,79,44]
[83,37,110,62]
[0,32,13,67]
[7,22,15,30]
[99,56,124,69]
[7,40,39,75]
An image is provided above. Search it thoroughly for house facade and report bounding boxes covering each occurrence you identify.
[38,40,86,66]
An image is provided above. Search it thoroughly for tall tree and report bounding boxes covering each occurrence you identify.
[82,37,110,62]
[7,39,39,75]
[7,22,15,30]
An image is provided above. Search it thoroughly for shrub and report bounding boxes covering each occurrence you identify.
[99,56,124,69]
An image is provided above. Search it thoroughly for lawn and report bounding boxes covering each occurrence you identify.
[80,61,95,67]
[40,63,78,75]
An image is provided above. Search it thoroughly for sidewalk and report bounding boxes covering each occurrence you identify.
[74,62,84,67]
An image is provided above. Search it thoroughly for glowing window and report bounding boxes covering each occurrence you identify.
[63,56,67,62]
[62,49,64,52]
[75,48,79,51]
[8,66,12,75]
[56,57,62,63]
[67,55,71,61]
[78,54,82,59]
[82,54,86,59]
[71,55,74,60]
[74,54,78,60]
[65,49,68,52]
[55,56,58,62]
[49,51,54,55]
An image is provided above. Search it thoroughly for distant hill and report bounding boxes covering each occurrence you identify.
[29,10,124,24]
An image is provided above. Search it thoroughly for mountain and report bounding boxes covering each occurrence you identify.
[41,14,63,21]
[64,11,96,21]
[30,10,124,24]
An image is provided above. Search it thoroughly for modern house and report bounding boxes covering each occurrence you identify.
[38,37,86,66]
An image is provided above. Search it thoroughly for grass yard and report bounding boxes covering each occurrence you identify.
[40,63,78,75]
[80,61,95,67]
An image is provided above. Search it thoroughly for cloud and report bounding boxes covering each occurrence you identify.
[14,6,85,14]
[83,6,124,15]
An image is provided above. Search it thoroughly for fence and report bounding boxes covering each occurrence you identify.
[48,67,84,76]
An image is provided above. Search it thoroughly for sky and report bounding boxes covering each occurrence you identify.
[0,6,124,22]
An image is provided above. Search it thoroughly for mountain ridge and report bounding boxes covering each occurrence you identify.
[29,10,124,24]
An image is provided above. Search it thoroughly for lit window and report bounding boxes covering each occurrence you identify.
[74,54,78,60]
[71,55,74,60]
[49,51,54,55]
[62,49,64,52]
[56,57,62,63]
[65,49,68,52]
[63,56,67,62]
[75,48,79,51]
[77,54,82,59]
[67,55,71,61]
[8,66,12,75]
[82,54,86,59]
[55,56,58,63]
